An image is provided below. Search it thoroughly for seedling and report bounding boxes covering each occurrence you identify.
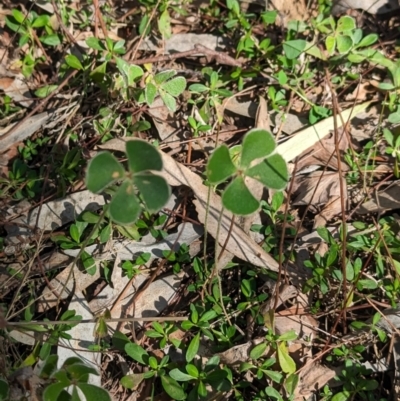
[40,355,111,401]
[86,139,171,225]
[207,128,289,215]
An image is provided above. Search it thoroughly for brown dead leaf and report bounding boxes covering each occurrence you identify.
[357,182,400,214]
[295,129,350,173]
[293,171,347,228]
[294,362,336,401]
[0,68,33,108]
[293,171,345,206]
[147,97,182,150]
[332,0,399,15]
[269,0,309,25]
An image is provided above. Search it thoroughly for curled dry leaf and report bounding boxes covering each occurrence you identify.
[294,362,336,401]
[292,171,347,228]
[294,129,350,173]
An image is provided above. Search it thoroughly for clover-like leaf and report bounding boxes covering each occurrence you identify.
[115,58,143,86]
[154,70,176,85]
[160,90,177,112]
[240,129,276,169]
[246,153,289,190]
[336,35,353,54]
[162,76,186,96]
[337,15,356,33]
[109,180,141,225]
[145,82,157,105]
[222,176,259,215]
[126,140,162,172]
[133,173,170,212]
[86,152,124,193]
[207,145,236,184]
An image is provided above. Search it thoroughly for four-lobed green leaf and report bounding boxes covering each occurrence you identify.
[207,128,288,215]
[86,140,170,225]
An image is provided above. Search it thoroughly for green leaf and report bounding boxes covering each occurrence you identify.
[378,82,395,91]
[250,342,267,360]
[12,9,26,24]
[120,373,145,389]
[112,330,130,352]
[169,368,195,381]
[325,35,336,54]
[90,61,107,83]
[357,33,378,48]
[264,369,283,383]
[125,343,149,364]
[331,392,351,401]
[162,76,186,96]
[133,173,170,212]
[285,373,299,395]
[189,83,209,92]
[277,342,296,374]
[160,90,177,112]
[43,382,67,401]
[185,364,199,378]
[81,251,96,275]
[265,386,284,400]
[115,58,143,86]
[126,140,162,172]
[240,362,254,372]
[283,39,306,59]
[109,181,141,225]
[34,84,58,98]
[77,383,111,401]
[222,176,259,215]
[65,54,83,70]
[278,330,297,342]
[207,145,236,184]
[240,128,276,168]
[160,375,186,400]
[246,154,288,190]
[155,70,176,85]
[158,9,172,39]
[70,224,80,243]
[336,35,353,54]
[86,37,105,51]
[40,34,61,46]
[145,82,157,106]
[337,15,356,32]
[32,15,49,28]
[186,332,200,362]
[0,378,9,401]
[5,16,25,33]
[66,363,99,380]
[86,152,125,193]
